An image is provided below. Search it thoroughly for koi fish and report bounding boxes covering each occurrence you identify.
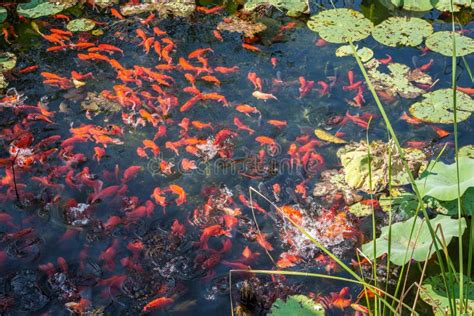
[181,159,197,171]
[196,5,224,14]
[191,120,213,130]
[400,112,422,124]
[256,233,273,251]
[247,72,262,91]
[242,43,261,52]
[153,26,167,37]
[122,166,142,183]
[169,184,186,205]
[188,48,214,59]
[143,297,173,312]
[432,126,450,138]
[252,91,277,100]
[299,76,315,98]
[213,29,223,41]
[110,8,124,20]
[233,117,255,134]
[457,87,474,96]
[214,66,239,74]
[255,136,277,146]
[378,54,392,65]
[152,187,167,207]
[171,219,186,237]
[180,93,203,112]
[267,120,287,128]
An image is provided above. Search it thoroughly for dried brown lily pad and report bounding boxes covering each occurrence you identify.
[313,169,362,205]
[337,140,427,194]
[120,0,195,17]
[365,59,432,99]
[80,92,121,113]
[217,17,267,37]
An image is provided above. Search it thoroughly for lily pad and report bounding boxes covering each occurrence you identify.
[416,157,474,201]
[372,17,432,47]
[335,45,374,63]
[379,0,434,11]
[362,215,466,265]
[435,0,472,12]
[17,0,72,19]
[307,9,373,44]
[217,17,267,38]
[0,7,7,23]
[439,187,474,216]
[420,274,474,315]
[313,169,363,205]
[426,31,474,57]
[269,295,325,315]
[244,0,309,16]
[120,0,195,17]
[0,53,17,72]
[348,202,373,217]
[337,140,427,194]
[379,189,418,217]
[365,59,432,99]
[409,89,474,124]
[459,145,474,159]
[67,18,96,32]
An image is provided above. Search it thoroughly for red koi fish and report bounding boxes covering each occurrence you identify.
[299,76,315,98]
[255,136,277,146]
[242,43,261,52]
[142,297,173,312]
[233,117,255,135]
[171,219,186,237]
[214,66,239,74]
[122,166,142,183]
[256,233,273,251]
[247,72,262,91]
[196,5,224,14]
[267,120,287,128]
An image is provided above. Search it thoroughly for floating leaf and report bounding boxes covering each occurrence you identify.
[416,157,474,201]
[420,273,474,315]
[337,140,427,194]
[348,202,373,217]
[378,0,434,11]
[438,187,474,216]
[379,189,418,217]
[67,18,96,32]
[409,89,474,124]
[244,0,309,16]
[426,31,474,57]
[217,17,267,37]
[0,7,7,23]
[17,0,71,19]
[314,129,346,144]
[435,0,472,12]
[120,0,195,17]
[269,295,325,315]
[372,17,432,47]
[336,45,374,63]
[307,9,373,44]
[459,145,474,159]
[0,53,17,72]
[365,59,432,99]
[362,215,466,265]
[313,169,363,205]
[93,0,119,8]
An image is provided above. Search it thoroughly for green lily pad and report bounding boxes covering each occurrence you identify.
[269,295,325,315]
[426,31,474,57]
[435,0,472,12]
[372,17,432,47]
[337,140,427,194]
[379,0,434,11]
[362,215,466,265]
[409,89,474,124]
[348,202,373,217]
[416,157,474,201]
[244,0,309,16]
[379,189,418,217]
[0,7,7,23]
[336,45,374,63]
[420,274,474,315]
[459,145,474,159]
[0,52,17,72]
[439,187,474,216]
[17,0,72,19]
[307,9,373,44]
[67,18,96,32]
[366,59,432,99]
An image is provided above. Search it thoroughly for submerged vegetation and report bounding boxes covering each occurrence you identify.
[0,0,473,315]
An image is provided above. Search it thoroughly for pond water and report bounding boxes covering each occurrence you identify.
[0,0,473,315]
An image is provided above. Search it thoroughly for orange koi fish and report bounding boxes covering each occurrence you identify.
[242,43,261,52]
[432,126,450,138]
[400,112,422,124]
[122,166,142,183]
[191,120,213,130]
[200,75,220,86]
[181,159,197,171]
[196,5,224,14]
[110,8,124,20]
[180,93,203,112]
[142,297,173,312]
[256,233,273,251]
[188,48,214,59]
[136,29,147,44]
[247,72,262,91]
[152,187,167,207]
[143,139,160,157]
[214,66,239,74]
[169,184,186,205]
[267,120,287,128]
[171,219,186,237]
[213,29,223,41]
[277,253,301,268]
[153,26,167,37]
[255,136,277,146]
[235,104,260,116]
[457,87,474,96]
[141,13,155,25]
[233,117,255,135]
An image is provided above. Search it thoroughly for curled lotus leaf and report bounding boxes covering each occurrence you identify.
[0,53,17,72]
[0,7,7,23]
[365,59,432,99]
[416,157,474,201]
[337,140,427,194]
[244,0,309,16]
[409,89,474,124]
[307,9,373,44]
[426,31,474,57]
[435,0,472,12]
[217,17,267,38]
[335,45,373,63]
[459,145,474,159]
[269,295,325,315]
[67,18,96,32]
[420,274,474,315]
[17,0,73,19]
[372,17,432,47]
[362,215,466,265]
